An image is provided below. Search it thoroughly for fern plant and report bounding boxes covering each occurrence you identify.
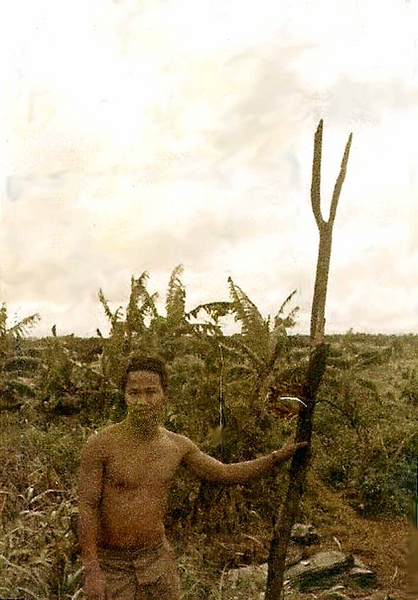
[157,265,234,360]
[221,277,299,403]
[98,272,160,392]
[165,265,187,333]
[125,273,159,348]
[0,303,40,357]
[0,303,41,411]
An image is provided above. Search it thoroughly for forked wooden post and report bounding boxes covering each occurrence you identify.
[264,120,353,600]
[310,120,353,344]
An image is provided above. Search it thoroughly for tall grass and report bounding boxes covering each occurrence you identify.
[0,413,87,599]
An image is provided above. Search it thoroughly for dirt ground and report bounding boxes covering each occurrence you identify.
[186,509,413,599]
[319,514,410,597]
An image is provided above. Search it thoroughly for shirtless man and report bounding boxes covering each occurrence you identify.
[78,354,307,600]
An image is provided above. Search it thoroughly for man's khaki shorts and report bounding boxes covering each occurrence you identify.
[98,538,180,600]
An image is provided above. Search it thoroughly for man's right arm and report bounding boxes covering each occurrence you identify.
[77,436,106,600]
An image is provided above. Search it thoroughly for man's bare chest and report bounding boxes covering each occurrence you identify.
[104,437,183,490]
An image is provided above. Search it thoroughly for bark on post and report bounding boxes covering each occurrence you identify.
[310,120,353,344]
[265,120,353,600]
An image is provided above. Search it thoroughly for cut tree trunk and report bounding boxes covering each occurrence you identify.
[265,120,353,600]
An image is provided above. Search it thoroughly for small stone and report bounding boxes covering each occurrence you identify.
[290,523,320,546]
[285,551,354,591]
[319,588,350,600]
[222,563,268,590]
[343,556,377,588]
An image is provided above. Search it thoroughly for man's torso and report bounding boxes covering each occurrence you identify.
[95,424,189,548]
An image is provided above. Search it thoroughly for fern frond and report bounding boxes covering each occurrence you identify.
[136,270,150,289]
[165,265,186,325]
[226,362,254,375]
[273,290,299,332]
[112,306,124,326]
[268,333,289,369]
[189,322,224,336]
[98,289,114,323]
[220,338,265,372]
[132,274,159,319]
[8,313,41,338]
[186,301,233,322]
[278,289,297,315]
[126,274,159,333]
[227,277,269,356]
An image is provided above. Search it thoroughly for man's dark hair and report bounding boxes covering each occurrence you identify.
[121,353,168,392]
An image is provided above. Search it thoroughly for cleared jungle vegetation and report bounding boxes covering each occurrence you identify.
[1,268,417,599]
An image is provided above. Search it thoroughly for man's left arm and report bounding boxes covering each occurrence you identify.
[181,434,307,484]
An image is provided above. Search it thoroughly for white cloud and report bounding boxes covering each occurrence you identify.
[1,0,417,337]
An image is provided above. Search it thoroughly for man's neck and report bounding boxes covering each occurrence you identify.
[122,416,161,442]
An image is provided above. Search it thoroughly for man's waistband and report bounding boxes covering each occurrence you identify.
[98,537,166,559]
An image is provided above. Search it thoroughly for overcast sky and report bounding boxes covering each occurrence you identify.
[1,0,417,338]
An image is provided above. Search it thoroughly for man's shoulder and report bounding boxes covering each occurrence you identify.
[161,428,196,453]
[82,423,119,454]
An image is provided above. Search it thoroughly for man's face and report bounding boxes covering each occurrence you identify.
[125,370,165,424]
